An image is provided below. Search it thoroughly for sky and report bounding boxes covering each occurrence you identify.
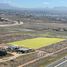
[0,0,67,8]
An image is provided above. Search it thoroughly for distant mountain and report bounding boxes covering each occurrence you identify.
[53,7,67,11]
[0,3,12,9]
[0,3,67,11]
[0,3,67,15]
[0,3,19,10]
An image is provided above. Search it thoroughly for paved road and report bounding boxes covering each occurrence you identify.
[0,22,23,27]
[47,57,67,67]
[55,60,67,67]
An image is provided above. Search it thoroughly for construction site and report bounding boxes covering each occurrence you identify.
[0,5,67,67]
[0,39,67,67]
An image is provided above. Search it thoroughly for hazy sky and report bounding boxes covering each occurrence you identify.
[0,0,67,8]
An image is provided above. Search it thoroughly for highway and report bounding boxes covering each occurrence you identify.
[55,59,67,67]
[47,57,67,67]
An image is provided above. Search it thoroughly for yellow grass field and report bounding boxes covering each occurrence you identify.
[8,38,65,49]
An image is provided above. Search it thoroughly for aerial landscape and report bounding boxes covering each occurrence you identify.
[0,0,67,67]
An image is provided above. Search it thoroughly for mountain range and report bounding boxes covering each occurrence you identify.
[0,3,67,12]
[0,3,19,10]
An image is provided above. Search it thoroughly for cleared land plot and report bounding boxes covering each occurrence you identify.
[8,38,65,49]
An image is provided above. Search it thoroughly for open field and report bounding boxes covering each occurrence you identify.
[8,38,65,49]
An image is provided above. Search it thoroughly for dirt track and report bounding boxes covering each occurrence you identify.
[0,22,23,27]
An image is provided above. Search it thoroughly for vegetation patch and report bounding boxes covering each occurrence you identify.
[8,38,65,49]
